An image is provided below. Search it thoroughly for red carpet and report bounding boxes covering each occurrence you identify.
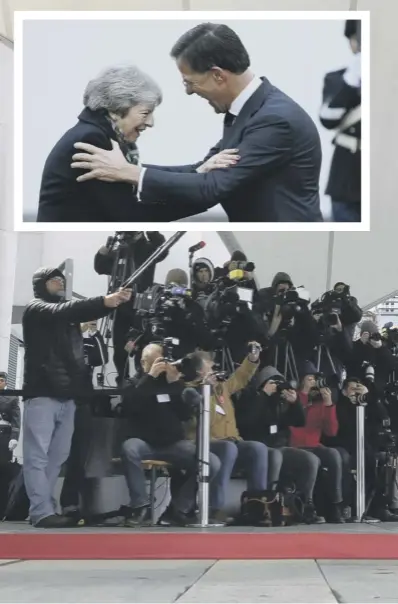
[1,532,398,560]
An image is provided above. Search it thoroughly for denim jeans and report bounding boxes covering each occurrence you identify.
[23,397,75,524]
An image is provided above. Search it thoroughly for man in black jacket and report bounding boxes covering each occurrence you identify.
[235,366,325,524]
[120,343,221,527]
[22,267,132,528]
[94,231,168,384]
[72,24,323,223]
[320,20,361,222]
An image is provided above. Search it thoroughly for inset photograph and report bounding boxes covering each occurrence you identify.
[15,11,368,227]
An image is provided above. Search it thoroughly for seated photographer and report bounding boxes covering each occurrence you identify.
[185,343,267,523]
[347,321,398,390]
[329,378,398,521]
[235,366,326,524]
[120,343,221,527]
[94,231,168,384]
[256,273,319,375]
[290,362,345,523]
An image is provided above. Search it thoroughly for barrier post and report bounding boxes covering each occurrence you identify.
[356,404,366,521]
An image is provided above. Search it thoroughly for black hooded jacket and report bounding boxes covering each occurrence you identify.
[22,267,112,399]
[0,392,21,441]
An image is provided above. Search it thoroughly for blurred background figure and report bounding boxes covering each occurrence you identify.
[320,20,361,222]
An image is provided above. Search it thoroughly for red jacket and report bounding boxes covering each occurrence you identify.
[289,392,338,448]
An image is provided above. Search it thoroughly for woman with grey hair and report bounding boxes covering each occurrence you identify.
[36,64,204,222]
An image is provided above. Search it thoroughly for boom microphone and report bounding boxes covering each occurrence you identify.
[189,241,206,254]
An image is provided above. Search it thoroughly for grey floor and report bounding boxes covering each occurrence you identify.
[2,558,398,603]
[1,523,398,603]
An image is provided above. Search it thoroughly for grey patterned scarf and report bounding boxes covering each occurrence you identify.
[106,115,140,166]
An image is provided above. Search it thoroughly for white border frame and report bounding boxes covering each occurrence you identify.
[14,10,370,232]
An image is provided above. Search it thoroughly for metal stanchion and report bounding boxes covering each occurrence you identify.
[355,404,366,521]
[198,384,211,527]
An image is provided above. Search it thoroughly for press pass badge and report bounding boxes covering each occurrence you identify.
[215,405,226,415]
[157,394,170,403]
[270,425,277,434]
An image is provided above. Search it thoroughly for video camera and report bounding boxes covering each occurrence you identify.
[133,283,194,336]
[199,278,254,330]
[274,286,310,322]
[312,290,343,327]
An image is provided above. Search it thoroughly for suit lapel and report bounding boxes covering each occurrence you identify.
[221,77,273,148]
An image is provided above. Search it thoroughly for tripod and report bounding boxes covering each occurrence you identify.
[363,448,398,521]
[274,338,299,385]
[97,231,187,388]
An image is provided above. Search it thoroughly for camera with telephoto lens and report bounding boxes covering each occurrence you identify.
[272,377,293,394]
[308,373,329,403]
[161,337,201,382]
[313,290,343,327]
[274,287,310,322]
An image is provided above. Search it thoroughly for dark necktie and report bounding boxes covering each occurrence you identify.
[222,111,236,142]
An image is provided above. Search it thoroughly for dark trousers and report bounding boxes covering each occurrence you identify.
[112,311,132,385]
[332,200,361,222]
[303,445,343,503]
[60,404,92,512]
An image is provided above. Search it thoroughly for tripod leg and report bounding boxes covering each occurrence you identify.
[316,346,322,372]
[287,343,299,385]
[274,345,279,371]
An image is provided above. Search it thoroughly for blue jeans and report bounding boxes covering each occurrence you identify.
[332,200,361,222]
[121,438,221,514]
[210,439,268,511]
[23,397,75,524]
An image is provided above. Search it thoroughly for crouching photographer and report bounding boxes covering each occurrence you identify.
[235,367,326,524]
[120,343,221,527]
[330,378,398,521]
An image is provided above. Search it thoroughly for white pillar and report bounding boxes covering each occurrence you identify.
[0,39,16,373]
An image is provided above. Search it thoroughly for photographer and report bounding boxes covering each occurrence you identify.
[0,372,21,517]
[22,267,132,528]
[311,303,353,382]
[320,20,361,222]
[347,321,398,390]
[94,231,168,384]
[256,273,319,375]
[235,366,326,524]
[120,343,221,527]
[290,362,345,523]
[330,378,398,521]
[185,343,267,523]
[81,321,108,375]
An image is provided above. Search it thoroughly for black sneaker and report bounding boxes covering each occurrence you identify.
[63,509,86,527]
[376,508,398,522]
[34,514,75,528]
[125,506,152,528]
[157,506,191,527]
[329,503,346,524]
[302,501,326,524]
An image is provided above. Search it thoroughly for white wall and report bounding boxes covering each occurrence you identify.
[21,17,354,221]
[0,40,16,372]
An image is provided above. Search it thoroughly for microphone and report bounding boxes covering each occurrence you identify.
[182,387,203,410]
[188,241,206,254]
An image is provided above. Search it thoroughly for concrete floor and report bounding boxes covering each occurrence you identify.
[2,558,398,603]
[2,522,398,602]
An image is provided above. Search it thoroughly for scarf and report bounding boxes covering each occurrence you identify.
[106,115,140,166]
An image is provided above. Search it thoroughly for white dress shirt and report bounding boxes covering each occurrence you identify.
[137,75,263,199]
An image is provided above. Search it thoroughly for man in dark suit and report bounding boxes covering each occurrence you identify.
[72,23,323,223]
